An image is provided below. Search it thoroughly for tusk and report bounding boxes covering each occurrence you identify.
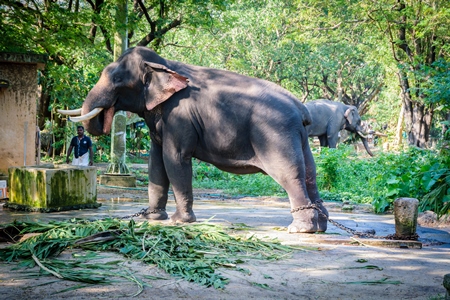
[69,108,104,122]
[357,131,368,139]
[374,131,388,137]
[57,108,82,116]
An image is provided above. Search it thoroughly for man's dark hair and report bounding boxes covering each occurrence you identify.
[77,125,84,130]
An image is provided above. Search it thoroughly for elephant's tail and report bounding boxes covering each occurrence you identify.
[294,101,312,126]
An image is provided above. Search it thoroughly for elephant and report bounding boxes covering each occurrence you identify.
[58,46,328,233]
[305,99,374,156]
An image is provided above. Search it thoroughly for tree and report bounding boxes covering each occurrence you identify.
[107,0,130,174]
[159,0,386,115]
[366,0,450,147]
[0,0,232,155]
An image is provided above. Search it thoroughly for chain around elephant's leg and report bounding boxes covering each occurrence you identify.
[314,199,328,232]
[288,205,318,233]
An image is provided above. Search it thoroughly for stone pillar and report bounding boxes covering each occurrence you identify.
[0,52,46,176]
[394,198,419,238]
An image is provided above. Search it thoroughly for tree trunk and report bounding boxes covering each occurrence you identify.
[397,71,433,148]
[107,0,130,174]
[37,89,51,129]
[395,102,404,146]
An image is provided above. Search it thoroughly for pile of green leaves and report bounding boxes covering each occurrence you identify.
[0,219,297,290]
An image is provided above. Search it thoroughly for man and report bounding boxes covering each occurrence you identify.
[66,125,94,166]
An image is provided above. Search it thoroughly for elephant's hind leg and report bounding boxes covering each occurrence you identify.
[303,144,328,232]
[260,152,318,233]
[280,178,318,234]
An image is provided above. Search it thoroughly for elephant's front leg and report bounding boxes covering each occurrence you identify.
[164,152,196,224]
[145,142,169,220]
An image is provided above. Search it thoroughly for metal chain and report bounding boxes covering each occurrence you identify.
[324,210,419,240]
[119,208,166,219]
[327,217,384,239]
[119,208,148,219]
[295,203,419,240]
[118,204,418,240]
[290,204,316,213]
[291,204,380,238]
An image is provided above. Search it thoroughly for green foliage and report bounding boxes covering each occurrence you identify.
[313,146,449,215]
[192,161,285,196]
[126,126,151,155]
[415,59,450,108]
[315,147,349,191]
[0,219,298,290]
[419,162,450,218]
[419,131,450,218]
[48,51,110,109]
[93,135,112,163]
[190,145,450,217]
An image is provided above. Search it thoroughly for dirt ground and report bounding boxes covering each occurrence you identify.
[1,186,450,300]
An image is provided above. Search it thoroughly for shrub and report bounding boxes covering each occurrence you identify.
[129,143,450,217]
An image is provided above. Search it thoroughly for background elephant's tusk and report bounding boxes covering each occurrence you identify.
[374,131,388,137]
[69,108,104,122]
[57,108,82,116]
[357,131,368,139]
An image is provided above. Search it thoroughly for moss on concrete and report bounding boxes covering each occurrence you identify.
[7,166,98,212]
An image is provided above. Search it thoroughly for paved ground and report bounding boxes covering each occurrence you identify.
[0,185,449,299]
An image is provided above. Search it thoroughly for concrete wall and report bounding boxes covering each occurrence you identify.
[0,53,46,176]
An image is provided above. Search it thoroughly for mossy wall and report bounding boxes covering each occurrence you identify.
[7,165,98,211]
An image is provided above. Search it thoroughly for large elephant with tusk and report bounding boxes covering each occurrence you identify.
[305,99,374,156]
[58,46,328,233]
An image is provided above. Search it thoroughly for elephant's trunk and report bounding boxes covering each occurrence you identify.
[360,136,374,157]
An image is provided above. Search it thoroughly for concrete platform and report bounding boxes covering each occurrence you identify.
[6,165,98,212]
[99,174,137,187]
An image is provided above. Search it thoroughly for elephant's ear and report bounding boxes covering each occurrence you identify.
[344,107,356,125]
[143,62,189,111]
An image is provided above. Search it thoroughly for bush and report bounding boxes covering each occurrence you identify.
[192,161,285,196]
[190,145,449,217]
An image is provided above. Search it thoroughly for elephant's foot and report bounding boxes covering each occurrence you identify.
[143,208,168,220]
[288,207,318,233]
[170,210,196,224]
[314,199,329,232]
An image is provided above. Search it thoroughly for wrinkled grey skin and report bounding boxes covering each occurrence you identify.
[305,99,373,156]
[81,46,328,233]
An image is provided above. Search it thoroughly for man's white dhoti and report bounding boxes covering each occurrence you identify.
[72,152,90,166]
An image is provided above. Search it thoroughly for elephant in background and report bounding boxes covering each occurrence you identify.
[58,46,328,233]
[305,99,373,156]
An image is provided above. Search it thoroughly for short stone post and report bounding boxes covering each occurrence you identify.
[394,198,419,239]
[444,274,450,300]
